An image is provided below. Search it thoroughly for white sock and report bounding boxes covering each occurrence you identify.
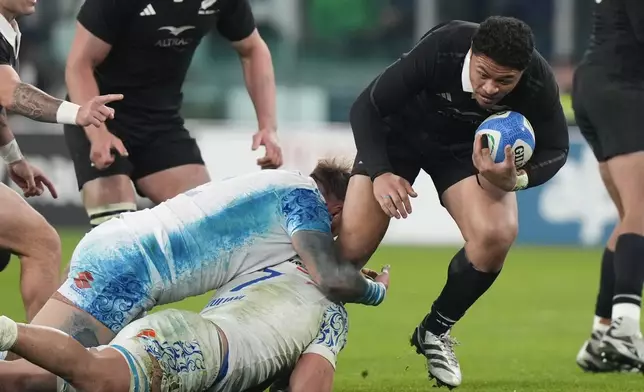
[593,316,610,333]
[612,303,641,324]
[0,316,18,351]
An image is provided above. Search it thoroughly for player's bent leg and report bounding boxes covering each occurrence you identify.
[110,309,227,392]
[30,294,116,347]
[135,164,210,204]
[30,215,159,347]
[0,315,130,392]
[598,151,644,368]
[0,183,61,322]
[412,175,517,388]
[81,175,137,227]
[336,175,390,268]
[577,162,625,373]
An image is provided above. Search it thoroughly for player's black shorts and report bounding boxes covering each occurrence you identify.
[572,64,644,162]
[64,122,205,191]
[352,130,477,204]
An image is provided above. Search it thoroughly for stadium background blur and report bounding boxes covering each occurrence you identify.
[2,1,638,391]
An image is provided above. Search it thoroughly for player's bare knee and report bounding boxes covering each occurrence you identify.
[32,220,61,260]
[470,217,518,258]
[82,175,136,227]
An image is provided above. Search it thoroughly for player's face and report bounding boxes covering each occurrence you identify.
[1,0,35,16]
[469,53,523,109]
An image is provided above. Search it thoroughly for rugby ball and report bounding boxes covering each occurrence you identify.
[475,111,535,168]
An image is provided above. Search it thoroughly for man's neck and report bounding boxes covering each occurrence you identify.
[0,8,15,24]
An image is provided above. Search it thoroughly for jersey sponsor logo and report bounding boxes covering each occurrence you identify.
[136,328,157,338]
[158,25,196,36]
[155,26,196,48]
[199,0,218,15]
[73,271,94,289]
[140,4,156,16]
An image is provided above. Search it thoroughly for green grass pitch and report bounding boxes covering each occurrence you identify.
[1,229,642,391]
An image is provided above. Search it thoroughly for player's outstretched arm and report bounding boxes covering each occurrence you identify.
[0,316,129,392]
[0,65,122,128]
[292,230,387,306]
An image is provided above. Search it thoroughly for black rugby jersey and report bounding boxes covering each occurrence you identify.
[351,20,569,189]
[0,15,19,73]
[579,0,644,81]
[76,0,256,130]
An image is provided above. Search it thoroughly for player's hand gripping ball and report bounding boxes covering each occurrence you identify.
[475,111,536,168]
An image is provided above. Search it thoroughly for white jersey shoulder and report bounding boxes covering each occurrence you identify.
[119,170,332,304]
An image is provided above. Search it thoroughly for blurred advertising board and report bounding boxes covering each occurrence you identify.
[7,122,615,246]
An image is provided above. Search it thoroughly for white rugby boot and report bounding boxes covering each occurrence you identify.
[576,329,618,372]
[599,316,644,371]
[411,324,462,389]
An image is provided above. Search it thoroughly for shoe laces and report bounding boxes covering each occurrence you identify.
[437,334,460,366]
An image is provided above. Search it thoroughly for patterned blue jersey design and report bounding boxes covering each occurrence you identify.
[60,170,333,333]
[281,188,333,236]
[311,303,349,358]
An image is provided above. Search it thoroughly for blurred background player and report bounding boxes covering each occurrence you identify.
[573,0,644,372]
[338,16,569,388]
[64,0,282,228]
[0,258,391,392]
[0,0,123,324]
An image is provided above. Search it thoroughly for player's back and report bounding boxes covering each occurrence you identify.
[201,260,348,392]
[580,0,644,81]
[119,169,331,304]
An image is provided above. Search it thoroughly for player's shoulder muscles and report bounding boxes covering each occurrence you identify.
[366,21,446,116]
[76,0,138,46]
[67,22,112,69]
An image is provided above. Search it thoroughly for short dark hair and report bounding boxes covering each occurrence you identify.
[471,16,534,71]
[310,158,352,201]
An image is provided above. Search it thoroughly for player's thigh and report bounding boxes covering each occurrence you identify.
[131,128,210,203]
[64,124,137,208]
[29,295,116,348]
[340,145,421,264]
[111,309,224,391]
[430,143,518,246]
[0,183,59,257]
[54,218,157,336]
[572,87,606,162]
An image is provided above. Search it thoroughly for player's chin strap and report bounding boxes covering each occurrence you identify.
[87,202,137,227]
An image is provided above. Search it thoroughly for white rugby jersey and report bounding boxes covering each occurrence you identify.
[203,260,349,392]
[119,169,332,305]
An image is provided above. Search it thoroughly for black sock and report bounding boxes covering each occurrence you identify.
[421,248,501,336]
[594,248,614,319]
[613,233,644,307]
[0,247,11,272]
